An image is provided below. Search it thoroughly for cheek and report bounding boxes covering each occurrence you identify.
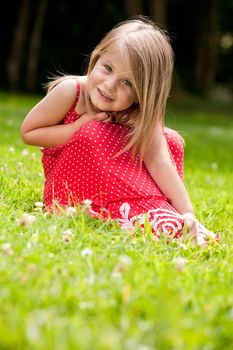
[123,91,137,105]
[89,68,103,82]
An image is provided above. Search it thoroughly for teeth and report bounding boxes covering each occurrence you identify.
[99,89,112,101]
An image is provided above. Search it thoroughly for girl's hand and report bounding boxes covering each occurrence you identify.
[182,212,220,246]
[182,212,198,235]
[80,111,113,123]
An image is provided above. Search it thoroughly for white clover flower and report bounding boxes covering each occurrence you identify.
[1,242,11,251]
[17,213,36,227]
[82,199,92,209]
[34,202,44,213]
[211,162,218,169]
[9,146,15,153]
[119,255,132,267]
[179,243,187,250]
[1,242,13,256]
[174,257,186,272]
[65,206,77,217]
[43,211,52,218]
[35,202,44,208]
[62,235,71,243]
[17,162,23,170]
[114,255,132,275]
[62,229,73,243]
[21,149,29,156]
[62,229,73,236]
[112,270,122,280]
[48,225,57,234]
[26,322,40,342]
[81,248,93,258]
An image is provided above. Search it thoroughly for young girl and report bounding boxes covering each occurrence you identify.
[21,16,217,244]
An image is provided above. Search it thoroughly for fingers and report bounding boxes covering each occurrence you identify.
[95,112,112,122]
[82,112,112,123]
[182,212,198,235]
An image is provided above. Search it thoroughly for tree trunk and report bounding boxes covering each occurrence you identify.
[124,0,144,17]
[194,0,219,93]
[150,0,168,29]
[25,0,48,91]
[6,0,30,90]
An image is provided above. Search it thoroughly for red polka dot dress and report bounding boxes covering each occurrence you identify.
[42,82,186,238]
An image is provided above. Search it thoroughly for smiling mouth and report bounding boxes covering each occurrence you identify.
[97,88,114,102]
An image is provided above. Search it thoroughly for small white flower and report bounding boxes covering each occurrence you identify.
[31,153,36,160]
[43,211,52,218]
[174,257,186,272]
[48,225,57,234]
[17,162,23,170]
[114,255,132,275]
[211,162,218,169]
[1,242,13,256]
[9,146,15,153]
[119,255,132,267]
[65,206,77,217]
[81,248,93,258]
[34,202,44,213]
[21,149,29,156]
[82,199,92,209]
[62,229,73,243]
[35,202,44,208]
[62,229,73,236]
[112,270,122,279]
[62,235,71,243]
[26,322,40,342]
[178,242,187,250]
[1,242,11,250]
[17,213,36,227]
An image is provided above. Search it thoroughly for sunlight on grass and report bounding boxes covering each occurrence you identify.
[0,91,233,349]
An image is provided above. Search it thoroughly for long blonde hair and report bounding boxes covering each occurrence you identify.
[47,17,174,161]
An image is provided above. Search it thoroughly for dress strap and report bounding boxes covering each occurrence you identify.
[70,79,81,111]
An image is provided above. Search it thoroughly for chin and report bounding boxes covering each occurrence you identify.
[93,101,111,112]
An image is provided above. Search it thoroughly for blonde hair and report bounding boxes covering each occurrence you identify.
[47,16,174,161]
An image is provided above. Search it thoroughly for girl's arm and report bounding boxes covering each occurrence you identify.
[144,124,194,215]
[20,78,108,148]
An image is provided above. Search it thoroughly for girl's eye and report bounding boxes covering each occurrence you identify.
[104,65,112,72]
[122,79,132,88]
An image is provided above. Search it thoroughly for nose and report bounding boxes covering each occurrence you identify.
[105,76,117,92]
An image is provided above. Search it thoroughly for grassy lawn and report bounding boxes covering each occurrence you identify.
[0,91,233,350]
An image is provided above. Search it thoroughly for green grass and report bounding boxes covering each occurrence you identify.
[0,91,233,350]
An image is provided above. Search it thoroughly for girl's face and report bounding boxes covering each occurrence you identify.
[87,44,138,112]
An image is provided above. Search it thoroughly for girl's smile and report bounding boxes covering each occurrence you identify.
[86,44,138,112]
[97,87,114,102]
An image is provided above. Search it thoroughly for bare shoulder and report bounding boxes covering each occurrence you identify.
[49,76,79,102]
